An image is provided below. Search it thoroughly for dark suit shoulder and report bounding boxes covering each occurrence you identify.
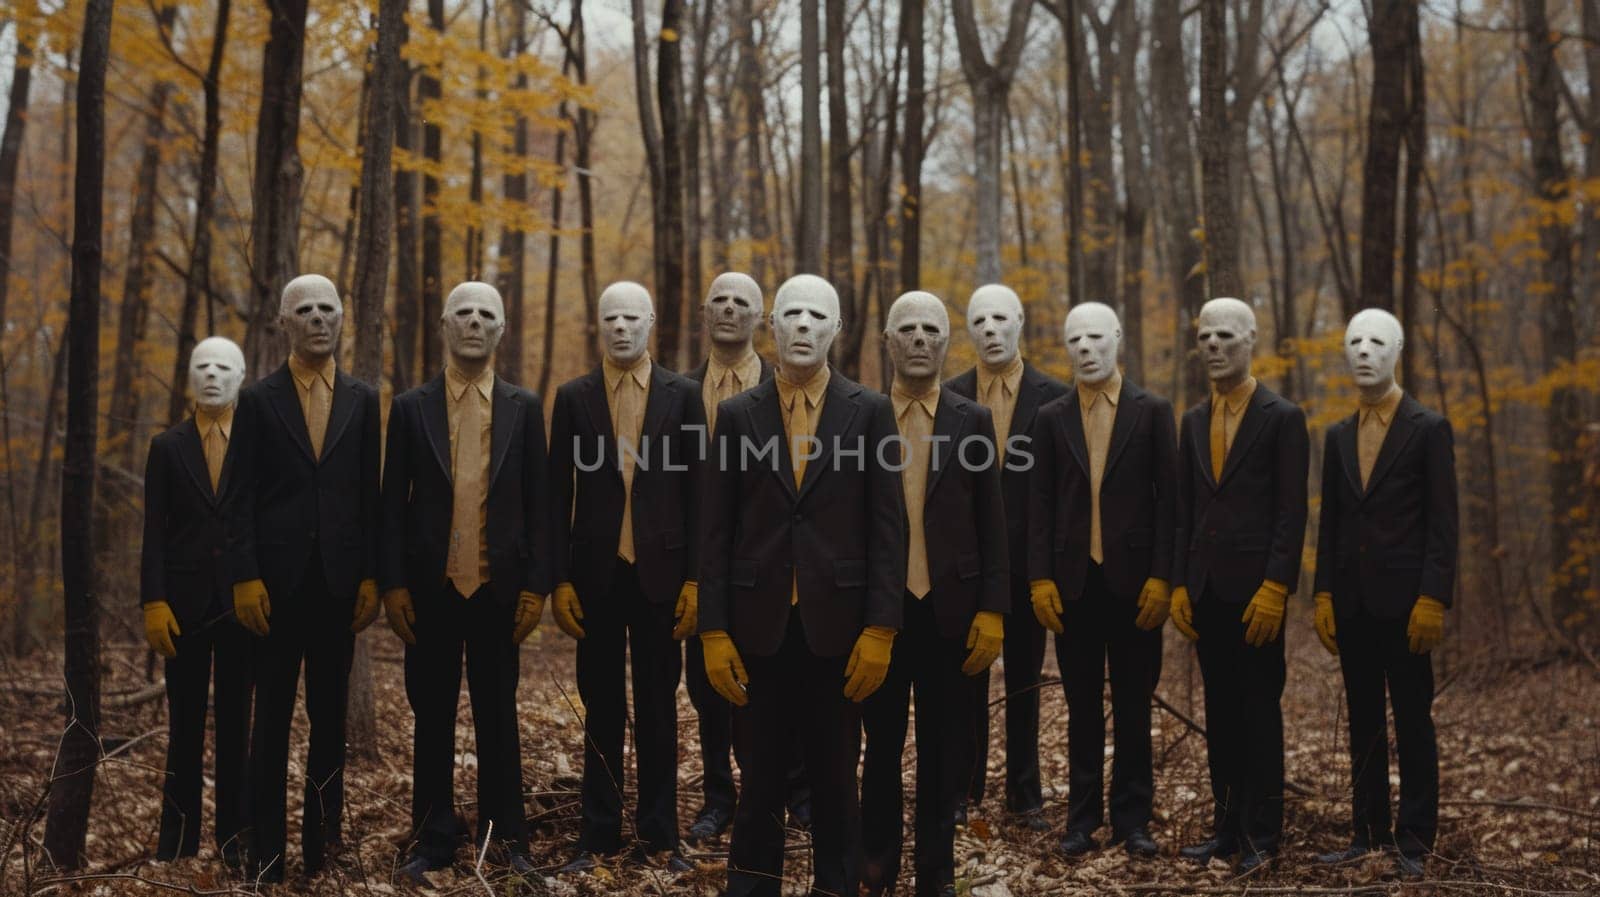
[1023,361,1070,398]
[944,368,978,398]
[726,378,776,412]
[338,370,378,398]
[554,370,597,402]
[685,360,709,384]
[655,367,698,392]
[939,387,982,415]
[1037,392,1075,419]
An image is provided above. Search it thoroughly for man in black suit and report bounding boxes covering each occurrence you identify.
[549,281,703,872]
[1170,298,1309,873]
[1313,308,1456,879]
[860,291,1008,897]
[944,283,1068,830]
[140,336,253,869]
[699,273,906,897]
[380,283,548,883]
[1028,302,1175,860]
[227,274,381,882]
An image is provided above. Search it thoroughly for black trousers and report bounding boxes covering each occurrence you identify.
[404,582,526,865]
[248,559,355,881]
[575,559,681,854]
[727,616,861,897]
[685,637,813,817]
[1335,607,1438,857]
[1193,589,1285,853]
[157,611,253,861]
[969,577,1047,813]
[1057,563,1162,839]
[862,593,975,897]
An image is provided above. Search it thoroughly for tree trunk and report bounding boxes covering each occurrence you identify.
[0,3,34,334]
[1077,5,1117,302]
[826,0,858,374]
[685,0,714,366]
[43,0,112,869]
[797,0,822,273]
[540,111,567,399]
[1062,0,1085,305]
[465,0,487,281]
[899,0,924,293]
[1582,0,1600,336]
[1360,0,1413,314]
[657,0,687,368]
[496,0,529,383]
[1115,0,1146,382]
[245,0,310,379]
[1198,0,1239,298]
[571,0,599,368]
[1150,0,1205,402]
[739,0,770,285]
[420,0,445,377]
[392,24,420,391]
[1398,4,1425,388]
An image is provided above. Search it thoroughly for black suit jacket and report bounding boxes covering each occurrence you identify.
[379,373,551,608]
[1173,383,1309,604]
[1314,393,1458,620]
[945,361,1070,597]
[226,363,381,604]
[141,419,240,626]
[697,369,908,658]
[549,363,704,607]
[1027,379,1177,602]
[915,389,1010,639]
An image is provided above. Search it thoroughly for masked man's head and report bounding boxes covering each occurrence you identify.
[598,281,656,367]
[442,281,506,366]
[771,274,843,377]
[705,272,764,352]
[189,336,246,414]
[278,274,344,362]
[1344,308,1404,396]
[886,291,950,387]
[1063,302,1122,386]
[966,284,1024,369]
[1196,297,1257,390]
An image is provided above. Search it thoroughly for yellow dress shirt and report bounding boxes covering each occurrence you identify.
[776,364,831,604]
[194,404,234,492]
[1078,371,1122,565]
[445,364,494,593]
[892,381,939,599]
[603,354,652,563]
[976,355,1024,464]
[1358,384,1403,488]
[704,349,762,433]
[1209,375,1257,481]
[288,352,336,458]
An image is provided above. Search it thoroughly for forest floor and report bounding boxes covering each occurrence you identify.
[1,621,1597,895]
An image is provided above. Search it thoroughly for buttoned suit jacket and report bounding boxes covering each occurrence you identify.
[141,419,241,627]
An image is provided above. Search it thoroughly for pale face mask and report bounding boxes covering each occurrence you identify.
[1196,297,1257,388]
[966,284,1024,368]
[189,336,246,413]
[771,274,843,373]
[1063,302,1122,386]
[886,292,950,383]
[599,281,656,367]
[1344,308,1404,392]
[705,272,764,349]
[278,274,344,362]
[442,281,506,364]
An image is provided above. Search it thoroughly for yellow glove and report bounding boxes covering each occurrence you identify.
[1241,580,1288,647]
[673,581,699,640]
[1407,596,1445,654]
[1030,579,1064,634]
[1170,586,1198,641]
[512,590,545,644]
[844,626,896,702]
[701,630,749,706]
[1135,578,1171,630]
[351,578,380,633]
[961,611,1005,676]
[384,588,417,645]
[552,582,585,639]
[1313,592,1338,656]
[143,601,181,658]
[233,579,271,636]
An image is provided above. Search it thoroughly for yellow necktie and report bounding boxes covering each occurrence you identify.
[306,375,331,459]
[1358,410,1385,488]
[1209,399,1228,481]
[614,375,644,564]
[203,423,226,492]
[449,388,485,596]
[901,402,933,598]
[982,375,1015,465]
[708,368,738,434]
[788,392,813,489]
[1085,394,1113,564]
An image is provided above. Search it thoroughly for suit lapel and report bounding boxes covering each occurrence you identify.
[1061,390,1090,476]
[175,419,216,503]
[1362,394,1421,498]
[1194,403,1218,491]
[488,379,520,488]
[926,392,964,498]
[641,366,673,443]
[797,375,860,503]
[1217,388,1274,487]
[420,376,452,481]
[580,368,621,478]
[319,373,359,462]
[1102,381,1142,479]
[1010,364,1045,443]
[265,366,317,463]
[748,381,798,501]
[1337,414,1363,497]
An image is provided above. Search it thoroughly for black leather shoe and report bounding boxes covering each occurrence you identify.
[1012,808,1051,832]
[952,801,969,827]
[507,851,536,877]
[665,853,694,873]
[1058,830,1098,858]
[1123,829,1159,857]
[1395,853,1426,879]
[395,854,435,886]
[1316,842,1378,865]
[1236,849,1275,874]
[559,852,600,874]
[788,799,813,832]
[688,805,733,843]
[1179,836,1239,863]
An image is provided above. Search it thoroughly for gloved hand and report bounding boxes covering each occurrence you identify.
[233,579,271,635]
[961,611,1005,676]
[672,581,699,640]
[1241,580,1288,647]
[1407,596,1446,654]
[512,591,545,644]
[351,578,380,633]
[1313,592,1338,656]
[384,588,417,645]
[1135,578,1171,630]
[553,582,585,639]
[844,626,896,702]
[143,601,181,658]
[701,630,748,706]
[1170,586,1198,641]
[1030,579,1064,634]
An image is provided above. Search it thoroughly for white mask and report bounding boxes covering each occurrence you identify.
[886,291,950,385]
[598,281,656,367]
[771,274,843,376]
[705,272,765,350]
[967,284,1024,369]
[189,336,246,413]
[278,274,344,362]
[442,281,506,364]
[1063,302,1122,386]
[1196,297,1257,389]
[1344,308,1404,395]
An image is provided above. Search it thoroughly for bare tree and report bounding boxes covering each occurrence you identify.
[420,0,445,376]
[1359,0,1416,314]
[0,2,35,336]
[392,14,420,391]
[797,0,822,273]
[1150,0,1205,401]
[496,0,530,383]
[826,0,857,373]
[1198,0,1240,298]
[952,0,1034,285]
[1115,0,1147,381]
[739,0,771,285]
[899,0,925,292]
[633,0,687,368]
